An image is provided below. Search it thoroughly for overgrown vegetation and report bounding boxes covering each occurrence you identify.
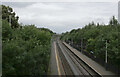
[2,5,53,75]
[61,16,120,67]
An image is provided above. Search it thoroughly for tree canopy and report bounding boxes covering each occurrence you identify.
[61,16,120,67]
[2,5,53,75]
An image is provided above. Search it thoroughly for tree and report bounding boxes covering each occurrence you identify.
[109,16,118,26]
[2,5,19,28]
[61,16,120,68]
[2,5,53,75]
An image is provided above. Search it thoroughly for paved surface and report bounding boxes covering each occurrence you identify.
[49,39,65,75]
[63,42,115,75]
[49,41,58,75]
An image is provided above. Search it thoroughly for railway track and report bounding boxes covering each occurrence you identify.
[56,40,101,77]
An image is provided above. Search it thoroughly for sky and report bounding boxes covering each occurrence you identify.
[2,2,118,33]
[1,0,119,2]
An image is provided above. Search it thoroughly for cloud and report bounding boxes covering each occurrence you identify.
[1,0,119,2]
[2,2,36,8]
[2,2,118,33]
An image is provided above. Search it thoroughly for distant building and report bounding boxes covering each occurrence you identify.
[118,1,120,23]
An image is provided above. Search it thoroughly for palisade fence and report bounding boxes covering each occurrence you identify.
[65,40,120,75]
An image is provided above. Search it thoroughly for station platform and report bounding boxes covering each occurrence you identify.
[63,42,116,76]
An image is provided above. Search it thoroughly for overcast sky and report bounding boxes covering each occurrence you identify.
[2,2,118,33]
[1,0,119,2]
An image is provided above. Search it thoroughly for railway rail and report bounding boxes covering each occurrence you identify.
[56,40,101,77]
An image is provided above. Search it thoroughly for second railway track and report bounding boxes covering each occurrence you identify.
[56,40,101,77]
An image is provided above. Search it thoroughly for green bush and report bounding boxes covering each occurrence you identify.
[2,5,53,75]
[61,16,120,66]
[2,21,52,75]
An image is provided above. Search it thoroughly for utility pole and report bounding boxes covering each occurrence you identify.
[102,38,108,70]
[105,40,108,64]
[81,38,83,53]
[105,40,108,70]
[9,15,11,27]
[72,39,73,46]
